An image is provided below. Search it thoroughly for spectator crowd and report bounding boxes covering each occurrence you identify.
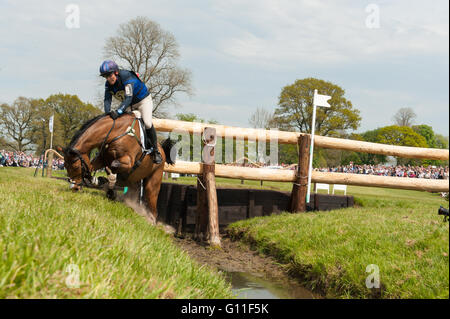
[0,150,65,170]
[2,149,449,180]
[317,162,449,180]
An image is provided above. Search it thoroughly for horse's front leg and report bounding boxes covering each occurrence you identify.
[91,155,104,171]
[88,156,106,187]
[110,155,134,174]
[143,165,164,223]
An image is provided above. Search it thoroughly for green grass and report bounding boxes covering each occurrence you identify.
[164,175,449,298]
[5,169,447,298]
[225,182,449,298]
[0,167,233,299]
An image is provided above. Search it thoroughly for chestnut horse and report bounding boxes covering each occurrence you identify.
[63,112,176,221]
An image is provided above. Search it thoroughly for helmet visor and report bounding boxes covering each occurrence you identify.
[101,71,114,78]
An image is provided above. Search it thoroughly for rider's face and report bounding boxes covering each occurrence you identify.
[105,72,118,85]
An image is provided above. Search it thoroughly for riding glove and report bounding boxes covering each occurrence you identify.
[110,109,123,120]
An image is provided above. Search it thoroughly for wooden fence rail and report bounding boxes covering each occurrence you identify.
[153,118,449,160]
[154,119,449,247]
[164,161,449,193]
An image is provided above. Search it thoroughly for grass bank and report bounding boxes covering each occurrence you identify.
[226,185,449,298]
[0,167,233,298]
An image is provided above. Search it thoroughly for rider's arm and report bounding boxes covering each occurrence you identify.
[117,83,133,114]
[104,87,112,113]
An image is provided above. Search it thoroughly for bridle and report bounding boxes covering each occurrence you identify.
[66,117,118,189]
[67,147,94,188]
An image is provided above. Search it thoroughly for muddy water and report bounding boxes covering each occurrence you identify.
[173,237,319,299]
[223,271,318,299]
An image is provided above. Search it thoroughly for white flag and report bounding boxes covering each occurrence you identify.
[49,115,54,133]
[314,91,331,108]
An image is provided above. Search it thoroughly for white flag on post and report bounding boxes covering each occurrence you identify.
[305,90,332,204]
[49,115,54,133]
[313,91,331,108]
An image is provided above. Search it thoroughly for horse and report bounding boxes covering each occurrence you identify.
[62,112,176,222]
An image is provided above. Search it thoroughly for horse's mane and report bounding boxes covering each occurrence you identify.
[69,114,108,148]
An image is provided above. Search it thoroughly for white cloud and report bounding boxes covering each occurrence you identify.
[212,0,449,67]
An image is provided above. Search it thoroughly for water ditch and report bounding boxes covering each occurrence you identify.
[173,237,320,299]
[223,270,318,299]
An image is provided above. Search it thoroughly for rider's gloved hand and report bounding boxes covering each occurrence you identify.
[110,109,123,120]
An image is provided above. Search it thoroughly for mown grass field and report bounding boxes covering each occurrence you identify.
[0,167,233,299]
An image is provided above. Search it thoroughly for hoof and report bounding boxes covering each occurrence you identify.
[97,176,108,186]
[106,189,116,200]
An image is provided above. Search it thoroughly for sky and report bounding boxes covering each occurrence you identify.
[0,0,448,136]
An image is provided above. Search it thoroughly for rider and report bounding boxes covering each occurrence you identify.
[100,60,162,164]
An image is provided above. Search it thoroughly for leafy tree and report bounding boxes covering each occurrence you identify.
[435,134,449,150]
[28,99,64,155]
[363,125,428,165]
[44,94,101,146]
[175,113,217,124]
[104,16,193,116]
[278,144,298,165]
[422,132,449,166]
[273,78,361,136]
[375,125,428,148]
[0,97,37,152]
[412,124,436,148]
[393,107,416,127]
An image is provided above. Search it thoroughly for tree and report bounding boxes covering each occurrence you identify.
[104,16,193,116]
[28,98,63,155]
[0,97,37,152]
[175,113,217,124]
[0,136,9,149]
[393,107,416,127]
[248,107,275,129]
[44,94,101,146]
[435,134,449,150]
[412,124,436,148]
[363,125,428,165]
[273,78,361,136]
[374,125,428,148]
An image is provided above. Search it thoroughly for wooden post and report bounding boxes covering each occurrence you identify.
[195,173,208,241]
[46,151,53,177]
[202,127,221,247]
[290,134,311,212]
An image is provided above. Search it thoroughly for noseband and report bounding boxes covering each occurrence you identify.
[67,147,93,188]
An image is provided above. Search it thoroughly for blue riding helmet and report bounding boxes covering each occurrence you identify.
[99,60,119,76]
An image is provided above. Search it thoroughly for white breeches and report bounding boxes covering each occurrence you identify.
[131,95,153,129]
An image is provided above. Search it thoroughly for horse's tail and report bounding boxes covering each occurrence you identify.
[161,138,177,165]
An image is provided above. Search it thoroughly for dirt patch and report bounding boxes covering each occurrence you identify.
[173,235,287,276]
[172,233,321,299]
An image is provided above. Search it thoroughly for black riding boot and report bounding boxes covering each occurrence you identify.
[145,125,162,164]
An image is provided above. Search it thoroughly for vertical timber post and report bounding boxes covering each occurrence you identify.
[46,151,54,177]
[202,127,221,248]
[290,134,311,212]
[195,173,208,241]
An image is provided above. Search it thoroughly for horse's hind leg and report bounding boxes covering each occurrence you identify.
[143,165,164,223]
